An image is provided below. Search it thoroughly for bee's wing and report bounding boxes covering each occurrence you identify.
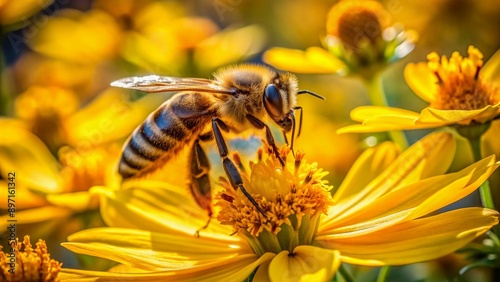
[111,75,234,94]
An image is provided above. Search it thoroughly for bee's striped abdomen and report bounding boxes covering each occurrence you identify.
[119,108,185,179]
[118,93,216,179]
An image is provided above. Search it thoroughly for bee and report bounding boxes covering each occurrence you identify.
[112,64,323,225]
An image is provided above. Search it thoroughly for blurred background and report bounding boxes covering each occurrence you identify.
[1,0,500,281]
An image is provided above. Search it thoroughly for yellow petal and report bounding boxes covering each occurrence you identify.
[338,117,446,134]
[337,123,420,134]
[268,246,340,282]
[362,116,442,128]
[340,105,500,134]
[62,231,273,281]
[405,131,456,180]
[417,106,500,125]
[481,49,500,82]
[107,264,150,273]
[305,47,346,74]
[337,106,437,134]
[195,25,267,72]
[0,119,62,193]
[58,272,98,282]
[408,155,499,219]
[263,47,346,74]
[404,62,438,102]
[332,141,400,203]
[321,156,492,238]
[253,256,272,282]
[317,208,498,266]
[321,132,454,231]
[349,106,420,122]
[93,181,233,237]
[65,227,248,269]
[60,253,274,281]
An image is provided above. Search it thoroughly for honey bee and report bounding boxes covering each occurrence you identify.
[112,64,323,223]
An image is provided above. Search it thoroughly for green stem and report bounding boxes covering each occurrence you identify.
[338,264,354,282]
[469,137,495,210]
[366,77,389,107]
[376,266,391,282]
[365,77,408,150]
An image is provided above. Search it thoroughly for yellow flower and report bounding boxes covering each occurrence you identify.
[338,46,500,134]
[263,0,417,79]
[0,118,121,266]
[0,119,113,226]
[325,0,389,52]
[0,235,62,281]
[59,132,499,280]
[0,88,167,233]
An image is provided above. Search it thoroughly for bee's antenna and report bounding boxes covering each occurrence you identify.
[297,90,326,100]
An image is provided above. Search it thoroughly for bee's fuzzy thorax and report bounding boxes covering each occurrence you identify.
[213,64,298,131]
[214,64,276,128]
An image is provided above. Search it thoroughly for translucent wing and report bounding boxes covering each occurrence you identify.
[111,75,234,94]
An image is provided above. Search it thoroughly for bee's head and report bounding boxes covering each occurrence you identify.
[263,83,295,132]
[263,71,298,132]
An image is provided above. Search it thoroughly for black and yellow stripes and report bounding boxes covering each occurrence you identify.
[118,94,216,179]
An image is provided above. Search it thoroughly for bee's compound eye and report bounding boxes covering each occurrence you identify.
[264,84,283,120]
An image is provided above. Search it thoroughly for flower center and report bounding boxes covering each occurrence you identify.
[15,86,79,152]
[216,146,333,256]
[58,145,118,192]
[0,235,62,281]
[326,0,386,53]
[428,46,500,110]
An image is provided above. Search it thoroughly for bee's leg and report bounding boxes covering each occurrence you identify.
[245,114,285,166]
[189,139,213,237]
[212,118,266,216]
